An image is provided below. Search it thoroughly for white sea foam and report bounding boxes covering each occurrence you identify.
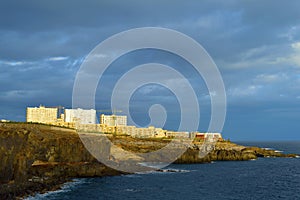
[262,147,273,150]
[135,168,190,175]
[161,168,190,173]
[138,162,191,174]
[123,174,142,178]
[124,188,138,192]
[138,162,169,169]
[24,178,87,200]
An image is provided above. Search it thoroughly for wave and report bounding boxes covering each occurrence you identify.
[138,162,191,173]
[124,188,139,192]
[136,168,190,175]
[24,178,87,200]
[157,168,190,173]
[262,148,284,153]
[123,174,142,178]
[262,147,273,150]
[138,162,170,169]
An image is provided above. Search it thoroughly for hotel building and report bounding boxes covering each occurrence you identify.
[26,105,58,124]
[100,114,127,126]
[64,108,96,124]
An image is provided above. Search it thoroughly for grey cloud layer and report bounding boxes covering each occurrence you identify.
[1,0,300,139]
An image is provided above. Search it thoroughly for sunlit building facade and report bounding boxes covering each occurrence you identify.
[64,108,96,124]
[26,105,58,124]
[100,114,127,126]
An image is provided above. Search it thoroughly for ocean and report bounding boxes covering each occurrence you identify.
[26,142,300,200]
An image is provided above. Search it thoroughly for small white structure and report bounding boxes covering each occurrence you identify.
[64,108,96,124]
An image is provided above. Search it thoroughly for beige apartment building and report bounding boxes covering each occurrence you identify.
[166,131,189,138]
[26,105,58,124]
[100,114,127,126]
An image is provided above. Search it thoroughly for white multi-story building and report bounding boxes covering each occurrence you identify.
[26,105,58,124]
[64,108,96,124]
[100,114,127,126]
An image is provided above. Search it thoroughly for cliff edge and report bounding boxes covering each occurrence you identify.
[0,123,123,199]
[0,123,297,199]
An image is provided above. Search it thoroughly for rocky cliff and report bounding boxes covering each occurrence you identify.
[0,123,123,199]
[109,135,297,164]
[0,123,297,199]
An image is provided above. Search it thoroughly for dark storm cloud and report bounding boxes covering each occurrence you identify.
[0,0,225,31]
[1,0,300,61]
[1,0,300,139]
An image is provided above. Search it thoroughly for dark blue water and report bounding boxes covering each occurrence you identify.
[27,142,300,200]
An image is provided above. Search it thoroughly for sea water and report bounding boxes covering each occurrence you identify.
[26,142,300,200]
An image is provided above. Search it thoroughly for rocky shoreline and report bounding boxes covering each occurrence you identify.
[0,123,298,199]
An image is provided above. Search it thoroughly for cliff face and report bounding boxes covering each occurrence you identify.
[110,136,297,162]
[0,123,297,199]
[110,137,297,164]
[0,123,122,199]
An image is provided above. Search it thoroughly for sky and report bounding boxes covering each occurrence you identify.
[1,0,300,140]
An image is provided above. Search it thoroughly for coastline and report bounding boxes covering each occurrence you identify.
[0,123,298,199]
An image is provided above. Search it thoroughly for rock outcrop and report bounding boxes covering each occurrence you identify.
[0,123,123,199]
[109,136,297,164]
[0,123,297,199]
